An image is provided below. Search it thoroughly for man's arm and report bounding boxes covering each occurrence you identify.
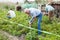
[7,11,10,16]
[29,16,36,25]
[29,11,37,25]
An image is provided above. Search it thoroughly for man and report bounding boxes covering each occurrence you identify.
[45,4,54,21]
[15,2,22,11]
[7,9,16,19]
[24,8,42,35]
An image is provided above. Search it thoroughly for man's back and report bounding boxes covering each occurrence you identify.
[8,10,16,18]
[45,5,54,11]
[29,8,41,17]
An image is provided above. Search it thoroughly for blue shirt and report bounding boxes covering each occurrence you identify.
[29,8,41,24]
[45,5,54,12]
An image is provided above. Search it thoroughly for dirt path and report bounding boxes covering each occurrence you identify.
[0,30,25,40]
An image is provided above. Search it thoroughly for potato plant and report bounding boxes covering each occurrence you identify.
[0,9,60,40]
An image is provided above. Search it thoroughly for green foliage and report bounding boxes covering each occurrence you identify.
[4,5,9,9]
[1,4,15,10]
[0,9,60,40]
[25,30,37,40]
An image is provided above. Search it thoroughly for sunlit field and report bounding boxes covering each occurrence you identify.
[0,7,60,40]
[0,1,60,40]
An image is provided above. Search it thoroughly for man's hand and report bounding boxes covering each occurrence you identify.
[29,21,31,25]
[29,21,32,27]
[28,17,36,27]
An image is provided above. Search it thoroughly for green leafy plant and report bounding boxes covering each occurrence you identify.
[0,8,60,40]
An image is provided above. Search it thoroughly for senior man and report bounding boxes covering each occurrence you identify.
[24,8,42,35]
